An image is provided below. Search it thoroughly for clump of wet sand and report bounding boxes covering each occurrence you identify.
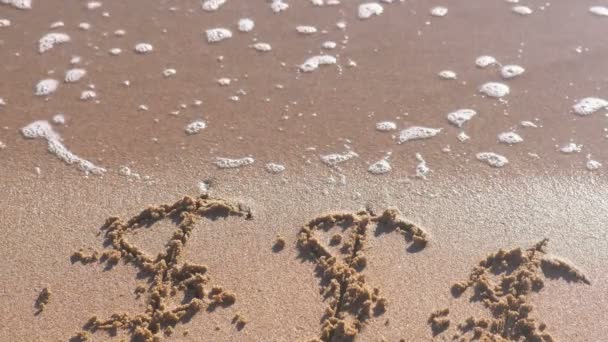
[428,308,450,335]
[273,234,286,252]
[232,312,248,330]
[71,247,99,264]
[69,331,91,342]
[34,287,51,315]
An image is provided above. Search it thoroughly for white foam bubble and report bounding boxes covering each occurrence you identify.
[78,22,91,31]
[430,6,448,17]
[134,43,153,54]
[376,121,397,132]
[368,158,391,174]
[52,114,65,125]
[476,152,508,168]
[1,0,31,10]
[118,165,142,179]
[397,126,442,144]
[163,68,177,77]
[457,131,470,142]
[572,97,608,116]
[520,120,538,128]
[80,90,97,101]
[87,1,102,10]
[185,120,207,135]
[447,109,476,127]
[322,41,337,49]
[65,68,86,83]
[0,19,11,27]
[500,64,525,79]
[202,0,226,11]
[320,150,358,166]
[206,28,232,43]
[238,18,254,32]
[251,42,272,52]
[21,120,105,175]
[479,82,510,98]
[265,162,286,173]
[358,2,383,19]
[49,139,106,174]
[586,158,602,171]
[114,29,126,36]
[589,6,608,16]
[438,70,457,80]
[49,21,64,29]
[497,131,523,144]
[296,25,317,34]
[39,33,70,53]
[512,5,532,15]
[109,48,122,55]
[217,78,231,86]
[270,0,289,13]
[299,55,337,72]
[35,79,59,96]
[198,180,210,194]
[560,142,582,154]
[415,153,430,178]
[21,120,59,140]
[215,157,255,169]
[475,55,497,68]
[70,56,81,65]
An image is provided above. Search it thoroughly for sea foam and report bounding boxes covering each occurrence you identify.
[21,120,106,175]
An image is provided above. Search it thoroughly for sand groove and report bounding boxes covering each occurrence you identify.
[71,195,252,341]
[432,239,591,341]
[297,208,429,341]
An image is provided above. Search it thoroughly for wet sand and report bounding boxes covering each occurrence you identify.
[2,170,607,341]
[1,0,608,341]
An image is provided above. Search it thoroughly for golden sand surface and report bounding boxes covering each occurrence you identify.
[1,168,607,341]
[1,0,607,341]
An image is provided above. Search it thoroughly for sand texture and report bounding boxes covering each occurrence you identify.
[1,0,608,341]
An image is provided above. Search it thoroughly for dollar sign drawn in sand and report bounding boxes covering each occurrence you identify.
[297,208,429,341]
[71,195,252,341]
[429,239,591,341]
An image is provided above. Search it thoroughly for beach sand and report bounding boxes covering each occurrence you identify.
[1,0,607,341]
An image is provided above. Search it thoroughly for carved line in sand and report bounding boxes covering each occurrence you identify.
[429,239,591,341]
[71,195,252,341]
[297,208,429,342]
